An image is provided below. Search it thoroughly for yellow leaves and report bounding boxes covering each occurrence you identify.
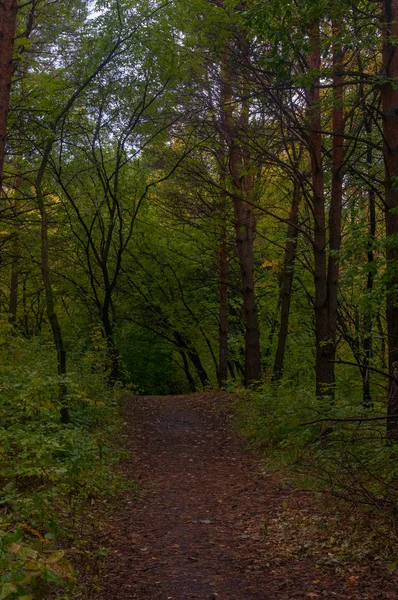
[20,524,47,544]
[91,327,106,352]
[8,543,38,561]
[261,258,279,270]
[258,258,281,290]
[0,583,17,599]
[24,560,41,571]
[47,550,65,564]
[78,394,105,407]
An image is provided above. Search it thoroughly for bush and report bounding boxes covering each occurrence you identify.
[234,379,398,530]
[0,324,124,599]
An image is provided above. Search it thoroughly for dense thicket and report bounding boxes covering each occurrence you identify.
[2,0,398,597]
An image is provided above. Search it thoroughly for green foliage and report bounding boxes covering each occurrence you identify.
[0,531,74,600]
[234,384,320,459]
[234,374,398,526]
[0,324,124,599]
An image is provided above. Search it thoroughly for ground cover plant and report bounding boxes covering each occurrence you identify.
[0,323,124,599]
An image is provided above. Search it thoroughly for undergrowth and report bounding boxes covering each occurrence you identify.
[233,380,398,551]
[0,324,127,600]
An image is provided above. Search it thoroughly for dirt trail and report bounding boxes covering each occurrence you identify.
[100,393,398,600]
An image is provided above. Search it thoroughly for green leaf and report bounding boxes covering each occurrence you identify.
[7,544,38,560]
[47,550,64,564]
[0,583,17,600]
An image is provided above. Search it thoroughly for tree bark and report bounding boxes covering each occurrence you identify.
[363,119,376,407]
[307,22,333,397]
[101,297,120,386]
[272,177,301,383]
[8,173,21,327]
[381,0,398,436]
[173,331,210,389]
[36,142,69,424]
[9,231,19,325]
[221,51,261,386]
[325,20,345,396]
[307,21,344,398]
[217,148,229,387]
[231,146,261,385]
[180,350,196,392]
[218,219,229,386]
[0,0,17,189]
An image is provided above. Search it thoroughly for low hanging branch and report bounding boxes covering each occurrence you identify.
[301,415,398,426]
[332,359,395,381]
[300,361,398,428]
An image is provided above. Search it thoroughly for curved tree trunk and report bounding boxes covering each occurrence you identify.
[173,331,209,389]
[36,143,69,424]
[272,177,301,383]
[180,350,196,392]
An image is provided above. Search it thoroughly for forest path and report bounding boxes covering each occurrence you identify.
[100,393,397,600]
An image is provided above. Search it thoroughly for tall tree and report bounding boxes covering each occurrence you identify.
[272,174,301,383]
[0,0,18,189]
[381,0,398,435]
[222,48,262,386]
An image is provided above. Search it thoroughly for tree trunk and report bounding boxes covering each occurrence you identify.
[218,223,228,386]
[102,303,120,386]
[36,143,69,424]
[272,177,301,383]
[232,164,261,385]
[173,331,209,389]
[363,119,376,407]
[227,359,236,380]
[9,171,22,327]
[181,350,196,393]
[0,0,17,189]
[221,50,261,386]
[217,162,229,387]
[306,21,344,398]
[325,21,345,397]
[216,67,230,388]
[9,229,19,325]
[41,206,68,424]
[381,0,398,436]
[307,22,333,397]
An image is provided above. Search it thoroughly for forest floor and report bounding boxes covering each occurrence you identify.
[97,393,398,600]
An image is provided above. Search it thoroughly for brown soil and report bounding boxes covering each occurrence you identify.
[99,393,398,600]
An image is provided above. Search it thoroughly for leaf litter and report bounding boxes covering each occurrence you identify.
[95,393,398,600]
